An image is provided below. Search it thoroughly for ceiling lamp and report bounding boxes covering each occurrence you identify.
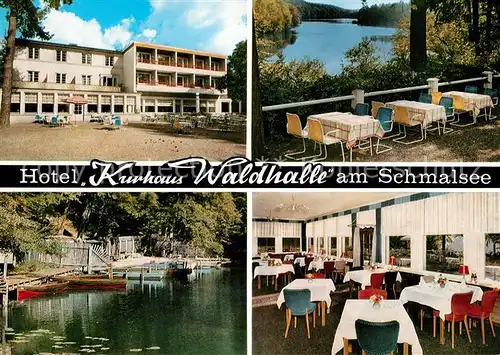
[275,195,310,214]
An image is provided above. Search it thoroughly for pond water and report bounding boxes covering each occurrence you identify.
[269,20,398,74]
[5,268,246,355]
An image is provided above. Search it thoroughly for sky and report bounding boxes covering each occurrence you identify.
[307,0,405,10]
[0,0,247,55]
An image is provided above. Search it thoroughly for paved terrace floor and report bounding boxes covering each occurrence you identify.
[0,122,245,161]
[252,275,500,355]
[268,108,500,162]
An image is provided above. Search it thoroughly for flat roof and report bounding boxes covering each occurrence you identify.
[17,38,226,59]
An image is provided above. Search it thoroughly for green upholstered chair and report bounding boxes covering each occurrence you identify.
[465,85,478,93]
[418,93,432,104]
[355,319,400,355]
[283,289,317,339]
[354,103,370,116]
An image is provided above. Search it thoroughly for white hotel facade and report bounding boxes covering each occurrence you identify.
[10,39,240,122]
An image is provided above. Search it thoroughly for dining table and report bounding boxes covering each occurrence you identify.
[386,100,447,130]
[442,91,494,119]
[253,264,295,290]
[343,268,402,290]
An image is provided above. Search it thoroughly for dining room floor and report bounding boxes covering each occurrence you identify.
[252,280,500,355]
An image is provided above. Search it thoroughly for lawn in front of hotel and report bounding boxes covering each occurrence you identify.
[0,122,245,161]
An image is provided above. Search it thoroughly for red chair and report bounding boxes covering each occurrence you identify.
[433,291,473,348]
[467,289,498,344]
[283,260,294,264]
[367,273,385,289]
[311,273,325,279]
[323,261,335,279]
[358,289,388,300]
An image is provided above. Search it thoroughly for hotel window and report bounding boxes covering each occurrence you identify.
[485,234,500,280]
[143,99,155,113]
[137,52,152,63]
[101,96,112,113]
[10,93,20,113]
[87,95,98,113]
[56,73,67,84]
[56,50,67,62]
[102,76,118,87]
[82,75,92,85]
[137,73,151,84]
[344,236,353,258]
[158,74,171,86]
[114,96,124,113]
[81,53,92,65]
[41,94,54,113]
[257,238,275,253]
[157,99,173,113]
[425,234,463,275]
[177,57,188,67]
[283,238,300,252]
[195,59,205,69]
[28,47,39,59]
[208,101,216,113]
[195,77,205,87]
[330,237,337,256]
[388,236,411,267]
[105,56,114,66]
[24,93,38,113]
[28,71,39,82]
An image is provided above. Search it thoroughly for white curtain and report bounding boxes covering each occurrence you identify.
[252,222,301,237]
[371,226,377,264]
[353,227,361,267]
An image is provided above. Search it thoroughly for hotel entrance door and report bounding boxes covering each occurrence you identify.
[74,104,83,122]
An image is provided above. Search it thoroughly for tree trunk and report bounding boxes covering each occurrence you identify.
[0,13,17,128]
[486,0,492,55]
[251,15,265,160]
[472,0,480,56]
[409,0,427,71]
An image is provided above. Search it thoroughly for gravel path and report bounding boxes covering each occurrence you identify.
[0,123,246,161]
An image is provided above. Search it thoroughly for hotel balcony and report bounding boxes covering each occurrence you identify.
[136,58,226,77]
[136,80,222,95]
[13,80,122,93]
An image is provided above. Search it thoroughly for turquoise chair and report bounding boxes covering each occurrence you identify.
[465,85,478,93]
[283,289,316,339]
[34,114,42,123]
[418,93,432,104]
[375,107,395,154]
[484,88,498,120]
[438,97,455,134]
[51,116,59,127]
[114,118,122,129]
[354,103,370,116]
[355,319,400,355]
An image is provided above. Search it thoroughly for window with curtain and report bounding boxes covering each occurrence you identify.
[361,228,374,264]
[330,237,337,256]
[388,236,411,267]
[344,236,353,258]
[485,234,500,280]
[425,235,463,275]
[308,237,314,252]
[282,238,300,252]
[257,238,275,253]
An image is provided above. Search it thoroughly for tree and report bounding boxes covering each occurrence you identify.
[252,16,265,159]
[217,41,246,105]
[0,0,73,128]
[410,0,427,71]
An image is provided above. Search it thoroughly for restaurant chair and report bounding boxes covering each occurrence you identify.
[283,289,316,339]
[354,103,370,116]
[304,257,314,275]
[311,273,325,279]
[50,116,59,127]
[384,272,398,299]
[334,260,347,281]
[323,261,335,279]
[374,107,395,154]
[305,118,345,162]
[358,289,388,300]
[355,319,399,355]
[467,289,498,345]
[450,95,475,127]
[285,113,309,160]
[433,291,473,348]
[34,114,42,123]
[418,93,432,104]
[484,88,498,120]
[392,106,426,145]
[465,85,478,93]
[371,101,385,117]
[113,119,122,130]
[367,273,385,290]
[438,97,455,134]
[431,92,443,105]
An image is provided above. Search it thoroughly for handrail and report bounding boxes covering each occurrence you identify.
[365,84,429,98]
[262,95,355,112]
[438,76,487,87]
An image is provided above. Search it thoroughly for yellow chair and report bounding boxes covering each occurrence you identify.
[305,118,345,162]
[431,92,443,105]
[371,101,385,118]
[450,95,475,127]
[392,106,426,145]
[285,113,309,160]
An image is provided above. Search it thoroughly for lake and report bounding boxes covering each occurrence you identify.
[270,21,398,74]
[4,268,246,354]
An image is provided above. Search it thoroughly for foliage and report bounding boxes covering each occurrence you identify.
[217,41,246,104]
[289,0,356,21]
[12,260,53,274]
[254,0,300,35]
[357,2,410,27]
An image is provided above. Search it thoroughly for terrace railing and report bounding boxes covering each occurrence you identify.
[262,71,500,113]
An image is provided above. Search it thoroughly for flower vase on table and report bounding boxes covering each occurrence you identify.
[369,294,383,310]
[306,273,313,283]
[437,274,447,289]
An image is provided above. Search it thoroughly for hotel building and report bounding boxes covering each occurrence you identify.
[10,39,240,123]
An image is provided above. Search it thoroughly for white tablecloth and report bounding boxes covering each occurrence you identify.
[443,91,494,117]
[331,300,423,355]
[386,100,446,127]
[399,282,483,320]
[308,260,324,271]
[294,257,306,267]
[343,269,402,289]
[277,279,336,308]
[253,265,295,278]
[284,254,294,262]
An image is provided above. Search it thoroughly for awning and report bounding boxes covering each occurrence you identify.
[64,96,89,104]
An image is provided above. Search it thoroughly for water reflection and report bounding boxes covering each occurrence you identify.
[6,269,246,355]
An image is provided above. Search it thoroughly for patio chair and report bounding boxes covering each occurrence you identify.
[438,97,455,134]
[358,289,388,300]
[34,114,42,123]
[418,93,432,104]
[367,273,385,290]
[113,119,122,130]
[431,92,443,105]
[384,272,398,299]
[450,95,475,127]
[283,289,316,339]
[354,103,370,116]
[355,319,399,355]
[334,260,346,280]
[484,88,498,120]
[433,291,473,348]
[323,261,335,279]
[305,118,345,162]
[50,116,59,127]
[284,113,309,160]
[374,107,395,154]
[467,289,498,345]
[371,101,385,117]
[392,105,426,145]
[465,85,478,93]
